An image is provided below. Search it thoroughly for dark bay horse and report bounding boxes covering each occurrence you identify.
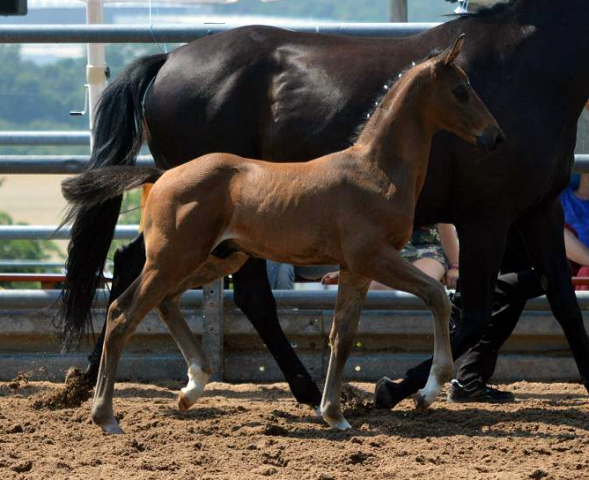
[62,0,589,407]
[62,39,503,433]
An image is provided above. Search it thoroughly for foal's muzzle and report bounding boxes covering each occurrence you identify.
[476,125,505,154]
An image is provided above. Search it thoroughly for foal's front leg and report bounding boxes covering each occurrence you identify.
[321,268,370,430]
[352,245,453,410]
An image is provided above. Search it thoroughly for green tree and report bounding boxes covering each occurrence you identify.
[0,211,64,288]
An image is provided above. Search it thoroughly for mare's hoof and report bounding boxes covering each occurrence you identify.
[290,374,322,408]
[177,391,193,412]
[374,377,413,409]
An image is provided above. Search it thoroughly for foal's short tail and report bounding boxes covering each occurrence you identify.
[60,52,167,347]
[61,166,163,219]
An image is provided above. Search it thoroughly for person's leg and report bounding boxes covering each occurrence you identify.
[449,269,545,402]
[267,261,295,290]
[412,257,446,283]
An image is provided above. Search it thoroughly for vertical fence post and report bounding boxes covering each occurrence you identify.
[202,278,224,381]
[389,0,408,22]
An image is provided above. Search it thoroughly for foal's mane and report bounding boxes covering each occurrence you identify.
[350,50,442,145]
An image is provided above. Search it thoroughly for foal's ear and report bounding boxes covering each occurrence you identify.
[443,34,466,66]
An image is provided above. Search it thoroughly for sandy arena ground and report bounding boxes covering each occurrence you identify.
[0,380,588,480]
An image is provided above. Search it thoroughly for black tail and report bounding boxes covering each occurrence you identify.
[60,53,167,347]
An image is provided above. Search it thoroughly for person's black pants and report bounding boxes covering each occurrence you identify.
[402,268,546,389]
[455,269,546,384]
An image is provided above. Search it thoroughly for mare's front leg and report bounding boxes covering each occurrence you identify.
[354,245,454,409]
[516,200,589,394]
[233,258,322,407]
[321,269,370,430]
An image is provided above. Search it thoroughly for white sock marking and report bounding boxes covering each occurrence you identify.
[181,363,210,405]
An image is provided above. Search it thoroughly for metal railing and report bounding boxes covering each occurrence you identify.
[0,22,439,43]
[19,154,589,176]
[0,131,90,146]
[0,225,138,240]
[1,288,588,311]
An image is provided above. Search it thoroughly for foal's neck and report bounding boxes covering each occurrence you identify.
[355,71,435,188]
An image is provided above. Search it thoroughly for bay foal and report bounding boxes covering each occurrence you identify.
[62,36,503,433]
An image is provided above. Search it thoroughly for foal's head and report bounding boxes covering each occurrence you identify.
[422,35,505,153]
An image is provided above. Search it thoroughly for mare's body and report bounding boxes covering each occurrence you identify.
[63,44,502,433]
[63,0,589,407]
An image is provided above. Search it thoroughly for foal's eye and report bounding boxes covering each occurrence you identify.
[452,84,470,103]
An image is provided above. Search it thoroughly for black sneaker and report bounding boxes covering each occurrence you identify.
[447,379,515,403]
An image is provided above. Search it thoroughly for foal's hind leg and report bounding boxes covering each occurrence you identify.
[155,253,249,412]
[92,266,172,434]
[85,234,146,386]
[321,268,370,430]
[350,245,453,410]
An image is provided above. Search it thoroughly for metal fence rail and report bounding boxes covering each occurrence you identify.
[1,288,588,311]
[0,155,154,174]
[0,225,139,240]
[1,154,588,175]
[0,23,439,44]
[0,131,90,146]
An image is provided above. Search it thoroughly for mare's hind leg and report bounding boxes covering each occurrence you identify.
[517,201,589,393]
[155,252,249,412]
[321,268,370,430]
[233,258,322,407]
[350,245,453,410]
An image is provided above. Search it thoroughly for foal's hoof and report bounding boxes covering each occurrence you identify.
[321,404,352,431]
[324,415,352,431]
[94,417,124,435]
[413,392,431,413]
[177,391,194,412]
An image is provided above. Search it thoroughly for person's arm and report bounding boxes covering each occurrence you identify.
[564,228,589,267]
[437,223,460,289]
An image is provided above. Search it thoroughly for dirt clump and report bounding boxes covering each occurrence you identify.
[8,372,28,392]
[340,383,373,415]
[31,367,92,410]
